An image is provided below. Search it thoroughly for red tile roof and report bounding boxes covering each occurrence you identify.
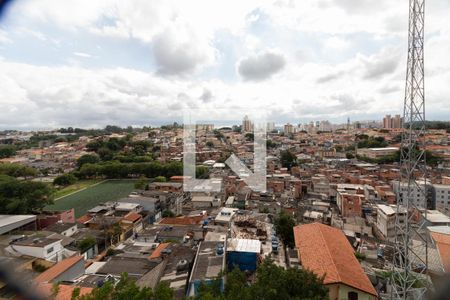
[76,214,92,224]
[35,255,84,283]
[294,223,377,296]
[37,283,93,300]
[159,215,204,226]
[431,232,450,272]
[149,243,170,259]
[123,212,142,223]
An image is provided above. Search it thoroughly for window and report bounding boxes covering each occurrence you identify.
[47,247,54,254]
[348,291,358,300]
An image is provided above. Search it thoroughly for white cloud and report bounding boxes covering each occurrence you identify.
[153,25,215,75]
[237,50,286,81]
[0,0,449,128]
[73,52,92,58]
[323,36,350,51]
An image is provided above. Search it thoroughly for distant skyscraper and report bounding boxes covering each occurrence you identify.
[242,115,253,132]
[284,123,294,134]
[267,122,275,132]
[392,114,403,128]
[383,114,391,128]
[383,114,403,129]
[319,120,331,132]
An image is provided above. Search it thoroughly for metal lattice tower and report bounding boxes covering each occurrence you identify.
[391,0,428,299]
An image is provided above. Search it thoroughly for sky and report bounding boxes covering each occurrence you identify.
[0,0,449,130]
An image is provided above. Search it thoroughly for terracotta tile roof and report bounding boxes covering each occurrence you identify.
[35,255,84,283]
[431,232,450,272]
[76,214,92,224]
[149,242,170,259]
[294,223,377,296]
[37,283,93,300]
[123,212,142,223]
[159,215,204,226]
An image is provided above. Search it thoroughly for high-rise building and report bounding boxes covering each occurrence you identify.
[242,115,253,132]
[383,114,391,128]
[267,122,275,132]
[383,114,403,129]
[284,123,294,134]
[392,114,402,128]
[319,120,332,132]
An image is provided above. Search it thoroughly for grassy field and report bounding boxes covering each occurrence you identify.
[53,179,104,199]
[46,179,136,218]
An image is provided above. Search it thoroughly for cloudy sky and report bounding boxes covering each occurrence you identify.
[0,0,449,129]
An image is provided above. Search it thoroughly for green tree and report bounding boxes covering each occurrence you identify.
[53,173,78,186]
[224,267,249,300]
[162,210,175,218]
[0,145,16,158]
[0,175,54,214]
[266,140,276,148]
[77,154,100,168]
[274,211,295,248]
[0,163,38,178]
[196,166,209,179]
[244,133,254,141]
[154,176,167,182]
[197,260,328,300]
[86,140,104,152]
[135,175,148,189]
[97,147,114,161]
[280,150,297,169]
[76,236,96,253]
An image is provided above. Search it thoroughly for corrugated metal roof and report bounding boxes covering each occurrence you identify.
[227,238,261,253]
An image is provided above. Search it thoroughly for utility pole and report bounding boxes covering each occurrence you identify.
[391,0,428,299]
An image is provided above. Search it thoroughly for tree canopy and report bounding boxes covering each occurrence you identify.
[0,175,54,214]
[274,211,296,248]
[0,145,16,158]
[197,259,328,300]
[53,173,78,186]
[0,163,38,178]
[280,150,298,169]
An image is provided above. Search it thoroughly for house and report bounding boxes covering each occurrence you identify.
[336,184,365,218]
[294,223,377,300]
[121,211,144,232]
[36,209,76,229]
[156,244,197,299]
[226,238,261,272]
[187,239,226,298]
[44,222,78,237]
[376,204,407,240]
[428,226,450,273]
[148,182,183,192]
[422,210,450,227]
[191,194,221,209]
[35,255,85,283]
[214,207,238,225]
[9,237,65,262]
